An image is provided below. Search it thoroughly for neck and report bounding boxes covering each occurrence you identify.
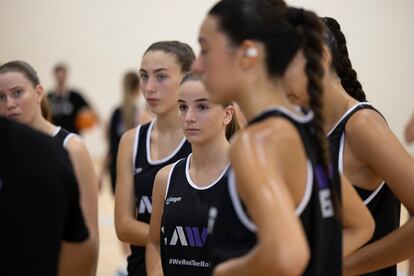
[56,84,66,94]
[190,131,229,171]
[236,80,295,122]
[154,106,182,134]
[323,78,359,134]
[31,113,57,136]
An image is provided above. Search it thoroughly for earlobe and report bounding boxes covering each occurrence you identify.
[35,84,44,103]
[322,45,332,68]
[223,105,235,125]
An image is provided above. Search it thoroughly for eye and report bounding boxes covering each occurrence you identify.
[0,94,6,102]
[178,104,188,112]
[12,89,23,97]
[156,74,167,81]
[197,104,209,111]
[140,74,148,81]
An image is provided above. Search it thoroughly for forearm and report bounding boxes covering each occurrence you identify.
[343,219,374,257]
[146,241,163,276]
[344,218,414,275]
[213,244,303,276]
[116,219,150,246]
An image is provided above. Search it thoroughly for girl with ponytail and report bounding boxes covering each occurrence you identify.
[192,0,373,275]
[283,15,414,275]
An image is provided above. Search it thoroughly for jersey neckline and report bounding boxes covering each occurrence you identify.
[326,102,372,137]
[146,120,188,165]
[249,105,314,125]
[185,153,229,191]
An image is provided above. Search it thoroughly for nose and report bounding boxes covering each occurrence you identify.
[192,55,203,75]
[184,107,196,123]
[142,76,157,94]
[6,96,17,110]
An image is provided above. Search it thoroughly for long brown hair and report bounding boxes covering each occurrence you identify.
[121,71,140,130]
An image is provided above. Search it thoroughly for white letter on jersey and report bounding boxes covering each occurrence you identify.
[138,196,152,214]
[319,189,334,218]
[169,226,188,246]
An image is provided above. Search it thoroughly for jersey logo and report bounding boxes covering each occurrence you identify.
[135,167,143,174]
[138,196,152,214]
[207,207,218,234]
[163,226,208,247]
[165,197,182,205]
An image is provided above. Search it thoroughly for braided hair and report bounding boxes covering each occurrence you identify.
[322,17,367,102]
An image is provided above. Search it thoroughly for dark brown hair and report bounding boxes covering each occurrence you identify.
[322,17,367,102]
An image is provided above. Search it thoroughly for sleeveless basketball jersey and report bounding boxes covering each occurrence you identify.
[128,120,192,276]
[160,155,229,276]
[328,102,401,276]
[209,107,342,275]
[52,126,76,149]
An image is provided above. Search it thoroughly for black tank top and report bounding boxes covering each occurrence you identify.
[160,155,229,276]
[328,102,401,276]
[52,126,75,149]
[209,107,342,275]
[128,121,192,276]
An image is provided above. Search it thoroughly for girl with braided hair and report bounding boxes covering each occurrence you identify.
[192,0,373,275]
[283,16,414,275]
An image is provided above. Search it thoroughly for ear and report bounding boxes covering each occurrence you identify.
[322,45,332,70]
[223,105,235,126]
[238,40,260,70]
[34,84,44,104]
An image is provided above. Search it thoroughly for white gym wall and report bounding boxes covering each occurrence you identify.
[1,0,414,157]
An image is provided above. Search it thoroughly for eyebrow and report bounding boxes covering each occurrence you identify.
[139,68,168,74]
[177,98,209,103]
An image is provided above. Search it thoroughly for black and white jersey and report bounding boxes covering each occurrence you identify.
[328,102,401,276]
[160,155,229,276]
[52,126,76,149]
[209,107,342,276]
[128,120,192,276]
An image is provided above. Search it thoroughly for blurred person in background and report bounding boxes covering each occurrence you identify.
[48,63,99,134]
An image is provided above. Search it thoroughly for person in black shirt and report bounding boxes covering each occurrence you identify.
[282,16,414,275]
[0,117,89,276]
[146,72,238,276]
[192,1,373,275]
[0,60,99,276]
[47,63,98,134]
[114,41,195,276]
[102,71,152,193]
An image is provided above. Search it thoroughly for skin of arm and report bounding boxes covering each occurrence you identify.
[59,136,99,276]
[343,110,414,274]
[404,112,414,144]
[146,165,173,276]
[114,128,150,246]
[213,119,310,276]
[341,175,375,256]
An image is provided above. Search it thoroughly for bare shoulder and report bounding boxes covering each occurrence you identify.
[119,127,139,148]
[230,117,303,158]
[346,108,389,138]
[155,163,175,184]
[65,135,89,157]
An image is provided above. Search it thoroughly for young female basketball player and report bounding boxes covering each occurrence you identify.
[145,73,238,276]
[0,61,98,276]
[192,1,374,275]
[114,41,194,276]
[282,16,414,275]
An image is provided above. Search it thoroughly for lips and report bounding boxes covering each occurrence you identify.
[7,113,20,119]
[146,98,160,105]
[185,128,200,135]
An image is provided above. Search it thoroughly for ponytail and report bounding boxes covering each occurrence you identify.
[323,17,367,102]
